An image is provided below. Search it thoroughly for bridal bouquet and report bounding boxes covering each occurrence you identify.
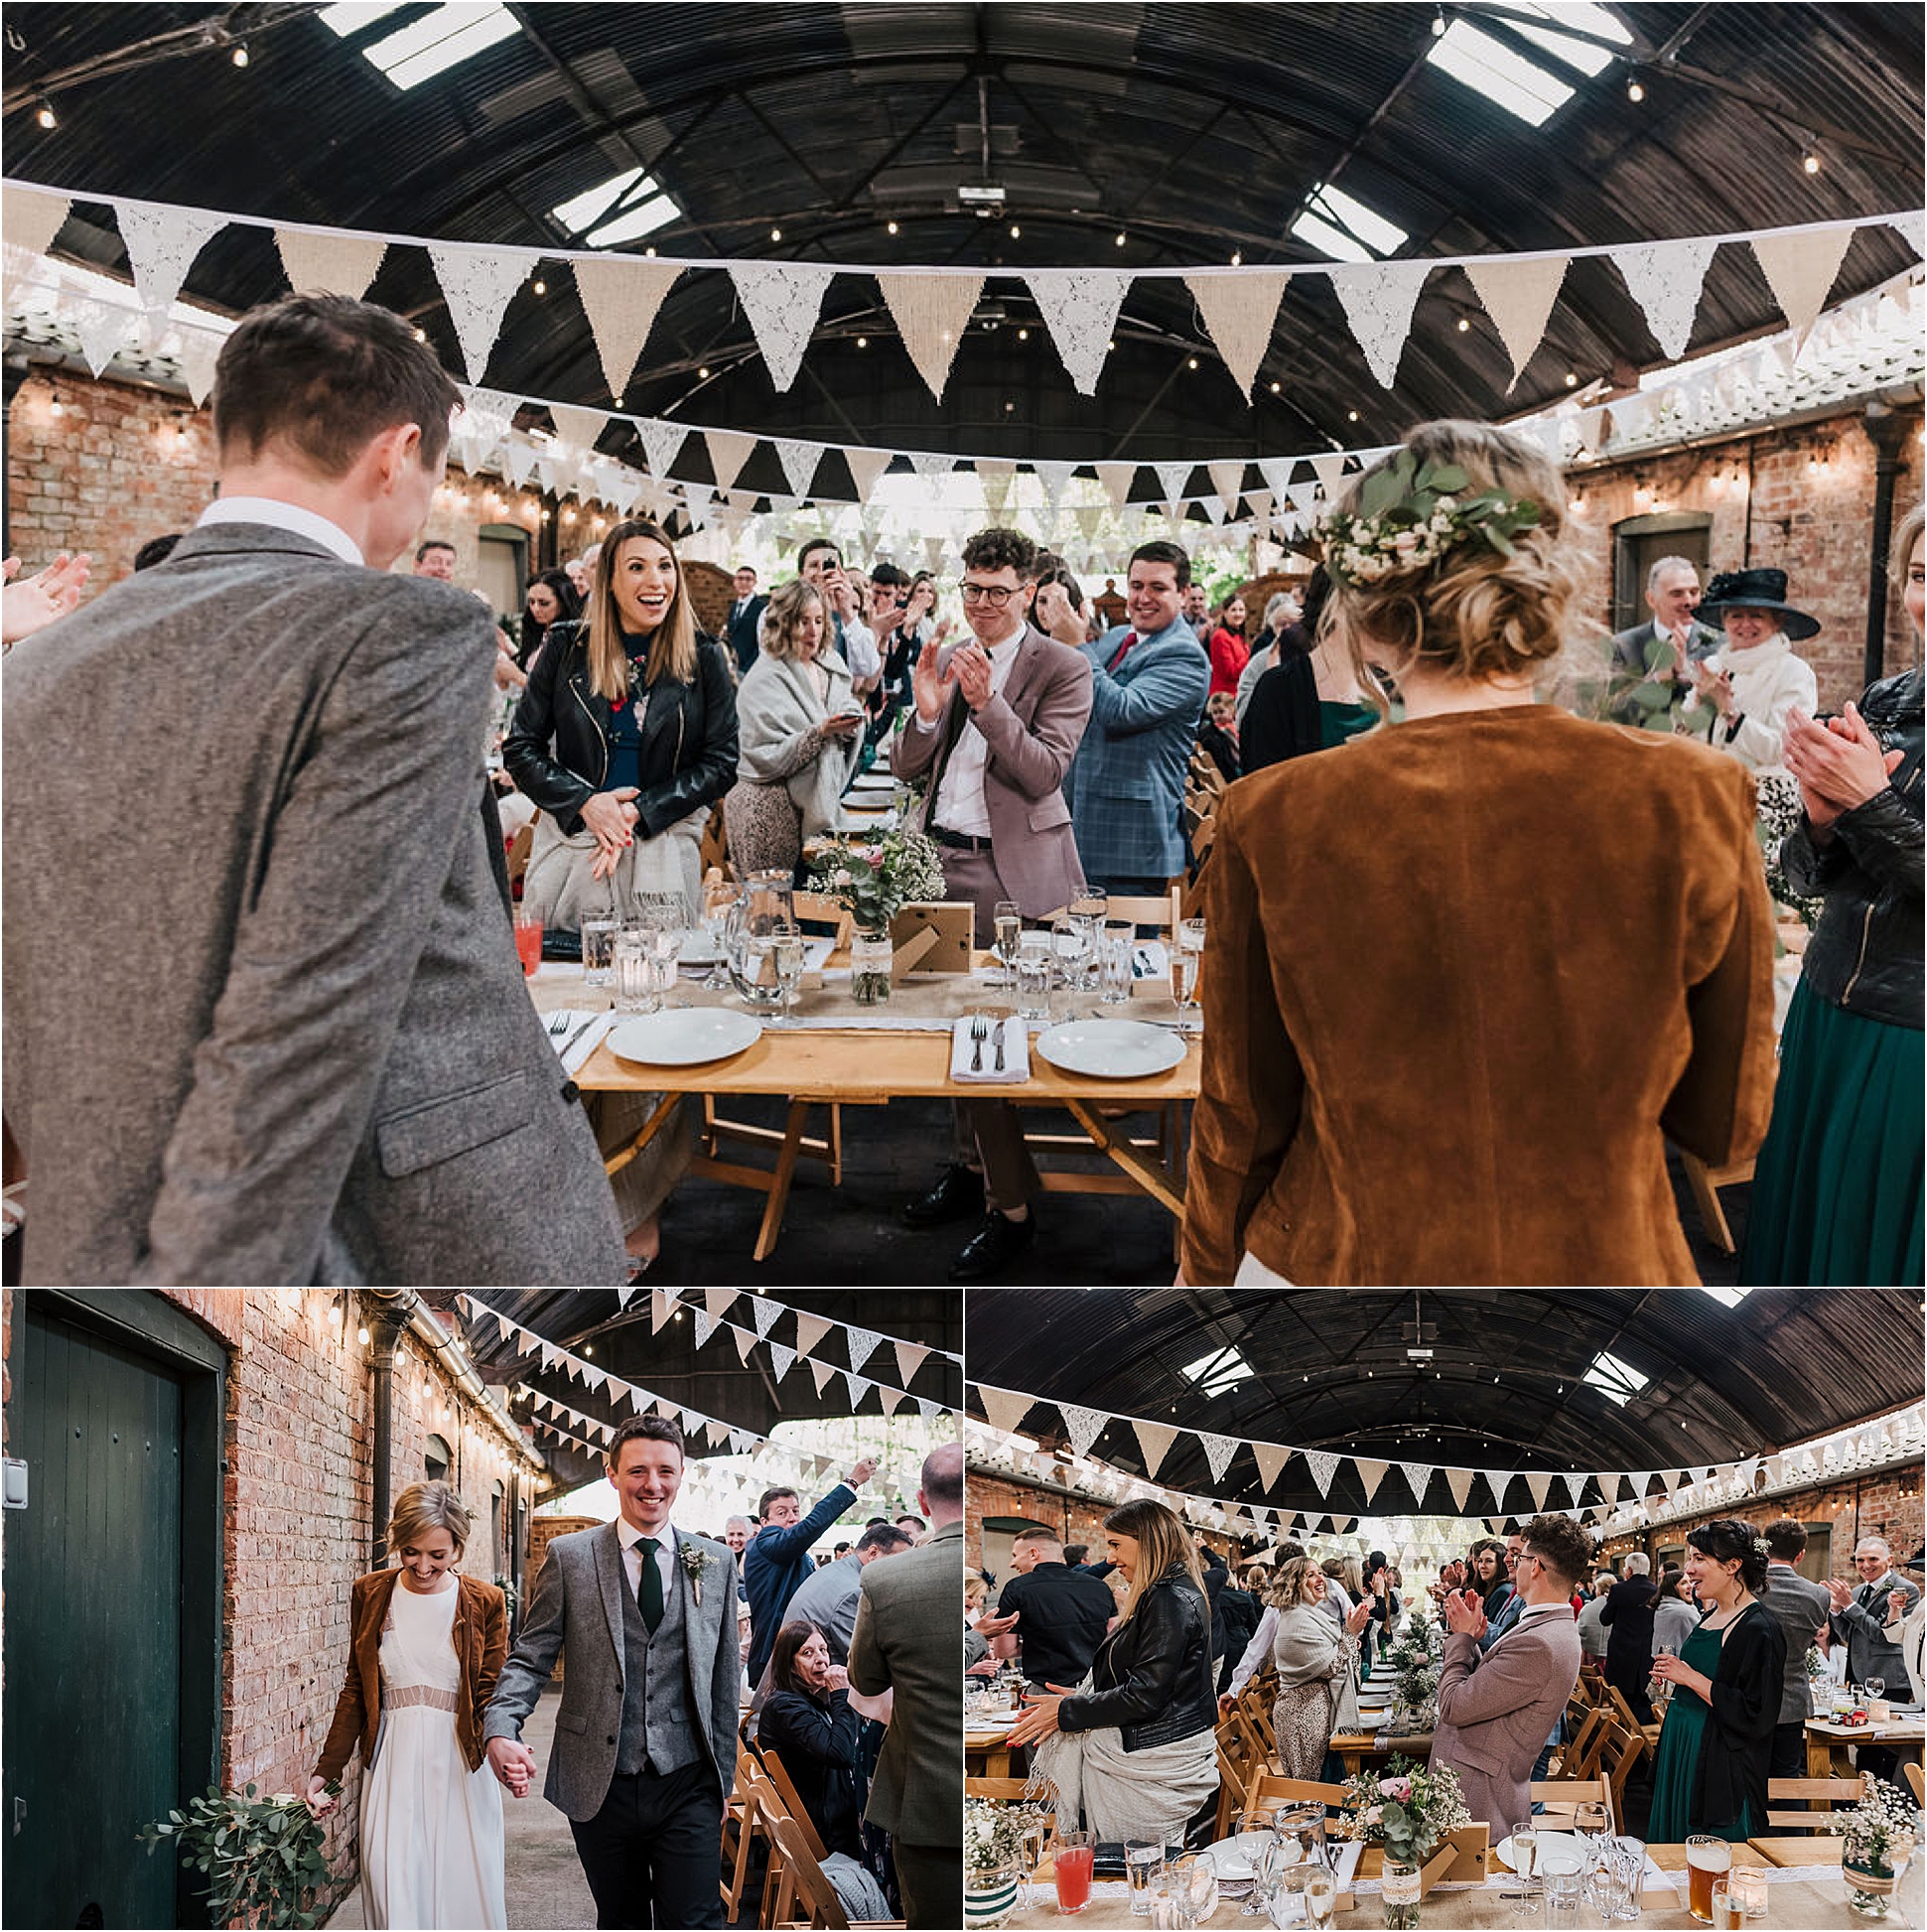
[139,1783,337,1929]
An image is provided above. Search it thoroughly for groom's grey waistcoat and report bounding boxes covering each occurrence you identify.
[619,1542,699,1776]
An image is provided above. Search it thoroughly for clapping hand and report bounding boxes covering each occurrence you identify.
[967,1655,998,1678]
[1784,704,1903,825]
[1692,658,1735,718]
[1,550,92,645]
[1827,1578,1857,1612]
[1344,1598,1375,1636]
[911,634,958,724]
[1443,1587,1488,1640]
[952,641,994,709]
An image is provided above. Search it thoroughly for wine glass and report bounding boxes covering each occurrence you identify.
[1507,1821,1539,1917]
[1864,1675,1886,1706]
[1170,1853,1217,1929]
[992,899,1022,986]
[700,876,738,991]
[1232,1818,1278,1917]
[772,924,806,1028]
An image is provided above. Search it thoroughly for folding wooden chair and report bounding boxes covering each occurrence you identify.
[766,1810,905,1929]
[759,1748,830,1865]
[1244,1771,1350,1814]
[1766,1773,1872,1832]
[722,1763,769,1920]
[1906,1761,1924,1806]
[1214,1730,1253,1840]
[699,804,729,879]
[1529,1774,1613,1831]
[1601,1722,1648,1831]
[505,816,534,893]
[1603,1683,1661,1749]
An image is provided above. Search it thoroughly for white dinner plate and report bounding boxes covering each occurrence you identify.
[607,1009,762,1066]
[849,772,897,792]
[1492,1831,1579,1873]
[1034,1020,1186,1080]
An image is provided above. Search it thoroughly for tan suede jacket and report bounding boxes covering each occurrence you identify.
[315,1569,507,1782]
[1181,705,1777,1285]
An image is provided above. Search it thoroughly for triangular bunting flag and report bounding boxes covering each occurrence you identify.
[1133,1419,1179,1477]
[1188,268,1290,397]
[769,1341,796,1382]
[273,227,388,299]
[3,186,69,267]
[1483,1470,1514,1512]
[705,429,757,492]
[916,1396,942,1423]
[879,1386,904,1416]
[732,1323,757,1364]
[729,261,835,391]
[114,201,226,331]
[74,299,138,377]
[1197,1431,1239,1482]
[176,331,221,408]
[1524,1471,1554,1511]
[704,1418,729,1448]
[650,1289,674,1334]
[893,1340,930,1386]
[844,1370,872,1410]
[1354,1457,1389,1504]
[1398,1461,1434,1508]
[1445,1466,1477,1513]
[1305,1449,1341,1497]
[1027,268,1131,396]
[842,1325,885,1375]
[1251,1442,1292,1492]
[571,255,679,402]
[1207,460,1245,512]
[550,402,608,451]
[426,242,539,382]
[1308,452,1348,494]
[793,1312,833,1359]
[773,437,822,496]
[693,1308,721,1347]
[1155,461,1192,502]
[1559,1471,1586,1506]
[843,447,894,501]
[1465,253,1570,389]
[877,271,984,401]
[1750,227,1854,342]
[1327,259,1432,388]
[1060,1402,1110,1459]
[1095,462,1137,512]
[977,1385,1034,1439]
[1611,236,1719,360]
[702,1288,738,1322]
[637,417,688,480]
[809,1356,835,1396]
[742,1294,779,1341]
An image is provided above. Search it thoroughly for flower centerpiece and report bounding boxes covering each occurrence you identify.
[964,1799,1027,1930]
[803,829,947,1003]
[1830,1779,1919,1918]
[139,1783,339,1930]
[1335,1756,1472,1931]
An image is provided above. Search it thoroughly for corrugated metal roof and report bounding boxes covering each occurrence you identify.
[964,1289,1926,1517]
[3,4,1918,464]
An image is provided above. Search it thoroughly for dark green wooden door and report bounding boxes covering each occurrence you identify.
[4,1302,184,1928]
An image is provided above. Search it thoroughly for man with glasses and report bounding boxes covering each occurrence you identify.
[894,525,1093,1280]
[1067,540,1211,896]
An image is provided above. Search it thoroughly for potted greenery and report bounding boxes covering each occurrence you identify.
[1335,1756,1473,1930]
[139,1782,340,1929]
[964,1798,1026,1929]
[1831,1780,1919,1918]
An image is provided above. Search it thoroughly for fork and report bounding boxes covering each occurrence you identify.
[969,1014,988,1072]
[547,1011,573,1036]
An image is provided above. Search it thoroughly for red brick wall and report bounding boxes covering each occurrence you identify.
[967,1470,1241,1574]
[4,368,576,603]
[1566,408,1925,709]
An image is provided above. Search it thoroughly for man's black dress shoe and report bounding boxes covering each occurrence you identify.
[949,1209,1036,1281]
[902,1164,986,1228]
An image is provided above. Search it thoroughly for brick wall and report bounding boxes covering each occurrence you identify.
[1566,408,1925,709]
[0,1288,538,1913]
[966,1469,1242,1575]
[3,368,587,602]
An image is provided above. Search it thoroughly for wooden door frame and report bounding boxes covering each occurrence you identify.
[26,1291,227,1925]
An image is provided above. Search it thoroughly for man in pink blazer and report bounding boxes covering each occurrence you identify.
[1430,1515,1589,1836]
[892,524,1094,1280]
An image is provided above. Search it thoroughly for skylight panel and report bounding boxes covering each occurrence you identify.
[1180,1347,1255,1398]
[320,2,405,36]
[1427,19,1575,127]
[553,167,647,235]
[1290,183,1408,264]
[1582,1349,1650,1408]
[1510,2,1634,78]
[587,196,681,246]
[553,168,683,246]
[362,3,518,90]
[1698,1287,1751,1310]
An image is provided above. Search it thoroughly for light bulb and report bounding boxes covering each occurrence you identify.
[1010,223,1021,238]
[1803,152,1821,175]
[887,220,898,235]
[231,43,250,67]
[357,1324,370,1345]
[532,278,545,295]
[1627,79,1643,101]
[49,397,63,417]
[1114,232,1126,247]
[770,226,782,241]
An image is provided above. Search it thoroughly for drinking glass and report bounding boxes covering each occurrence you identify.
[1053,1830,1094,1914]
[1017,937,1052,1023]
[1710,1879,1745,1929]
[1099,936,1133,1004]
[1171,1853,1217,1929]
[992,899,1023,985]
[580,912,619,989]
[512,911,543,978]
[772,925,806,1028]
[1125,1840,1165,1918]
[1171,916,1204,1008]
[1545,1862,1584,1927]
[1864,1675,1886,1704]
[1269,1802,1325,1879]
[1686,1836,1730,1924]
[1652,1642,1678,1709]
[1505,1821,1539,1916]
[613,929,656,1014]
[700,878,738,991]
[1576,1799,1611,1899]
[1590,1840,1639,1922]
[1069,893,1108,987]
[1050,915,1091,993]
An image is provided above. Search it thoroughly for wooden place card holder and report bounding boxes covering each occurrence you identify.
[890,901,974,978]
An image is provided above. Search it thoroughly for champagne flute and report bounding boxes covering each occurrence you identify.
[1508,1821,1539,1917]
[993,899,1023,986]
[1302,1862,1336,1930]
[772,924,805,1028]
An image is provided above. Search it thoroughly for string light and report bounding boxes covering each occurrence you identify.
[1114,231,1127,247]
[1803,152,1821,175]
[35,99,57,130]
[531,278,546,295]
[1010,223,1022,239]
[1627,78,1644,102]
[231,43,250,67]
[886,220,898,235]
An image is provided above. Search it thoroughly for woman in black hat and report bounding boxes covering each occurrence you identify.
[1679,567,1821,770]
[1740,507,1922,1287]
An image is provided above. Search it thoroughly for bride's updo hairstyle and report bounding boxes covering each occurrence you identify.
[1320,419,1585,698]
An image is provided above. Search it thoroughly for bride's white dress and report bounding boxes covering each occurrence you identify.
[358,1580,506,1929]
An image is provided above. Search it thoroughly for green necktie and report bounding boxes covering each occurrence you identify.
[636,1536,663,1633]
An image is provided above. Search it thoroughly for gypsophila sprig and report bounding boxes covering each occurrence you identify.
[1320,451,1542,587]
[1830,1778,1920,1875]
[804,829,947,933]
[1334,1755,1471,1864]
[965,1797,1029,1873]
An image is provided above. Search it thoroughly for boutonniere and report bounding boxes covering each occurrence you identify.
[679,1543,714,1607]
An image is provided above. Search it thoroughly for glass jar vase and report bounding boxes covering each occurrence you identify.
[850,927,894,1004]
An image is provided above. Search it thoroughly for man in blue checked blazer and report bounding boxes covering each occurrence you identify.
[1066,539,1212,893]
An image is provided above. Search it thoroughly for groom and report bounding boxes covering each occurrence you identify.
[484,1415,740,1928]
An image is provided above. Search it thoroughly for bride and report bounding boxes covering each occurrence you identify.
[308,1481,510,1928]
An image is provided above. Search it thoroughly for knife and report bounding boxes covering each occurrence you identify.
[556,1013,603,1063]
[992,1017,1007,1072]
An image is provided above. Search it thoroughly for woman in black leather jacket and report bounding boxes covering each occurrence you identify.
[1742,503,1922,1286]
[1008,1498,1218,1844]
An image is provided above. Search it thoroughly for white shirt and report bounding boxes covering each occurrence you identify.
[196,495,363,566]
[1229,1604,1281,1696]
[921,616,1025,838]
[839,614,880,682]
[618,1517,679,1605]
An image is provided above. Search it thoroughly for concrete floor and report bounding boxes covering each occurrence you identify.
[646,1092,1746,1287]
[326,1686,598,1931]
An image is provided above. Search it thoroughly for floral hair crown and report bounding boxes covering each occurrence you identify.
[1320,450,1544,588]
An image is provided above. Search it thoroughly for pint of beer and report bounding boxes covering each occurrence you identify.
[1687,1836,1731,1922]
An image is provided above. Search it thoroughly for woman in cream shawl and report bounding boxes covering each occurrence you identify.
[725,579,864,877]
[1271,1557,1373,1779]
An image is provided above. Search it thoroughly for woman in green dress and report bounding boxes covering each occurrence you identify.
[1647,1519,1785,1842]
